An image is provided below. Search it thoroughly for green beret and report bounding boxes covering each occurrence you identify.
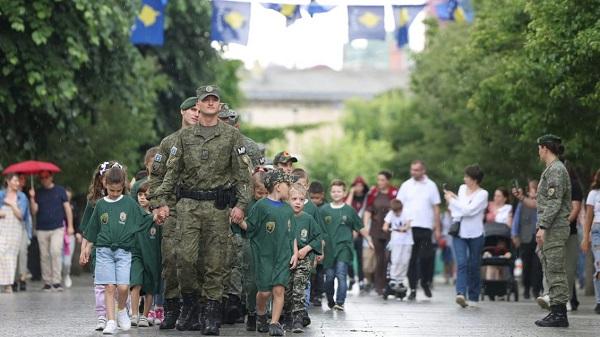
[273,151,298,165]
[196,85,221,101]
[180,97,197,110]
[537,134,562,146]
[264,168,299,189]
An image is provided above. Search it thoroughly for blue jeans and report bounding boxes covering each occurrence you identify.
[591,223,600,303]
[325,261,349,305]
[453,235,484,301]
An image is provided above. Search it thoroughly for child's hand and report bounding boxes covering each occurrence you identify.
[382,224,389,232]
[367,237,375,250]
[298,246,310,260]
[290,253,299,269]
[79,247,90,266]
[316,254,324,263]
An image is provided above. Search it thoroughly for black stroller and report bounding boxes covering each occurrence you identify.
[480,222,519,302]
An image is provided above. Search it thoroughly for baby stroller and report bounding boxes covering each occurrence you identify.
[480,222,519,302]
[382,250,408,301]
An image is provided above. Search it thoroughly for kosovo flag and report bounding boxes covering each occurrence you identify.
[435,0,474,23]
[211,1,251,45]
[262,3,302,26]
[131,0,167,46]
[393,5,425,48]
[348,6,385,41]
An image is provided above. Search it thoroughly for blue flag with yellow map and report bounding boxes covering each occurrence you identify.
[436,0,474,23]
[347,6,385,41]
[393,5,425,47]
[212,1,251,45]
[131,0,167,46]
[262,3,302,26]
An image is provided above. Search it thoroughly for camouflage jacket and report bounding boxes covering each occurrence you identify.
[537,159,572,230]
[147,129,182,212]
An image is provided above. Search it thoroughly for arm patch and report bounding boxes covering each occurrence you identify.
[237,146,247,155]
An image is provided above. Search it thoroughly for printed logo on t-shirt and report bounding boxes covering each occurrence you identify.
[266,221,276,233]
[100,213,109,225]
[150,226,157,238]
[324,216,332,224]
[119,212,127,224]
[342,215,347,224]
[300,228,308,241]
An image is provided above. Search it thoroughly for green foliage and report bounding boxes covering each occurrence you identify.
[242,122,324,144]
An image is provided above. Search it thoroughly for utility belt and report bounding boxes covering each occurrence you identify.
[176,185,238,210]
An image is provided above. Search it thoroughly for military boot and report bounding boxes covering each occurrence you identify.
[292,311,304,333]
[301,309,311,327]
[189,300,205,331]
[159,298,180,330]
[535,304,569,327]
[246,312,257,331]
[225,294,242,324]
[176,293,198,331]
[236,301,247,324]
[202,300,221,336]
[257,314,269,333]
[282,312,293,331]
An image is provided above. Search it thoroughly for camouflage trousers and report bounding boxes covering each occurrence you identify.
[540,225,569,306]
[161,215,180,299]
[284,257,313,313]
[242,237,257,313]
[223,233,244,298]
[175,199,229,301]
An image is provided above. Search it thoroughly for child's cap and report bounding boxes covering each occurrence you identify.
[264,168,298,189]
[273,151,298,165]
[180,96,197,110]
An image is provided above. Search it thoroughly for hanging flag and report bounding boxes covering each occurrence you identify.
[347,6,385,41]
[262,3,302,26]
[131,0,167,46]
[435,0,474,23]
[211,1,251,45]
[303,0,335,17]
[393,5,425,48]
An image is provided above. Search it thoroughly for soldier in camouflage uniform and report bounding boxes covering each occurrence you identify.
[534,134,571,328]
[152,85,251,336]
[147,97,199,330]
[217,103,266,325]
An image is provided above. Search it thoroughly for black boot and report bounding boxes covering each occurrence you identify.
[257,314,269,333]
[282,313,293,331]
[246,313,257,331]
[225,294,242,324]
[176,293,199,331]
[535,304,569,327]
[160,298,180,330]
[202,300,221,336]
[189,300,204,331]
[292,311,304,333]
[301,309,311,327]
[236,302,246,324]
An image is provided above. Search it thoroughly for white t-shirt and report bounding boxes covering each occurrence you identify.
[448,184,489,238]
[396,176,441,230]
[586,189,600,223]
[494,204,512,224]
[384,210,414,245]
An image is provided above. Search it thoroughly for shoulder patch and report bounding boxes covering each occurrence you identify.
[237,146,246,155]
[259,157,266,165]
[170,146,178,156]
[154,154,163,162]
[548,187,555,197]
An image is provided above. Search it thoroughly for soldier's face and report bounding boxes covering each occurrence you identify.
[197,95,220,115]
[181,106,199,127]
[289,192,305,214]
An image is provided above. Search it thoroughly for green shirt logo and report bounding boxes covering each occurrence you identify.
[300,228,308,241]
[100,213,109,225]
[119,212,127,224]
[324,216,332,224]
[266,221,276,233]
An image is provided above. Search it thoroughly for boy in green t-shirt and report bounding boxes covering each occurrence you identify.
[283,183,321,333]
[320,179,373,311]
[238,169,299,336]
[129,182,162,328]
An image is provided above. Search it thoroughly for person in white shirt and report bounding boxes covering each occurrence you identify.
[382,199,413,298]
[485,187,513,227]
[581,168,600,314]
[396,160,441,301]
[444,165,489,308]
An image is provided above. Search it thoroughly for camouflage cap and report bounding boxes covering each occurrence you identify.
[264,168,299,189]
[218,103,239,126]
[537,134,562,146]
[180,96,197,110]
[273,151,298,165]
[196,85,221,101]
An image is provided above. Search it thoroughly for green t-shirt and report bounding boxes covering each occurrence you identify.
[303,200,327,242]
[294,211,322,259]
[79,201,95,234]
[132,215,162,294]
[320,202,363,269]
[246,198,295,290]
[84,195,151,251]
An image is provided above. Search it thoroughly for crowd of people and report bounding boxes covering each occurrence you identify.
[2,85,600,335]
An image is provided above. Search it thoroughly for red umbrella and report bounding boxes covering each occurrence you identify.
[3,160,61,175]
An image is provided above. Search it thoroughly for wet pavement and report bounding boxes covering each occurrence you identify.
[1,275,599,337]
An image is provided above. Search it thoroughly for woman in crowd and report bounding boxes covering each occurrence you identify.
[486,187,513,227]
[581,168,600,314]
[345,176,369,291]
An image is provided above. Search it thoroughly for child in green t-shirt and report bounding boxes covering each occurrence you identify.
[83,166,152,335]
[320,179,373,311]
[238,169,299,336]
[129,182,161,328]
[283,183,321,333]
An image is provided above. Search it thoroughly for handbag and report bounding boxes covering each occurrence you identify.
[448,220,461,237]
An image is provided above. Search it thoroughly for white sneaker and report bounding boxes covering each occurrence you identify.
[130,315,138,327]
[455,295,468,308]
[117,308,131,331]
[64,275,72,288]
[137,315,149,327]
[95,316,107,331]
[536,294,550,311]
[566,301,572,312]
[102,320,117,335]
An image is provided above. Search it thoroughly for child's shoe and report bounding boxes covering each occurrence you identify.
[246,313,257,331]
[154,307,164,325]
[282,313,293,331]
[117,308,131,331]
[95,316,107,331]
[130,314,139,327]
[301,309,311,327]
[269,322,284,336]
[137,315,150,327]
[102,320,117,335]
[147,310,156,326]
[333,303,344,311]
[257,314,269,333]
[292,312,304,333]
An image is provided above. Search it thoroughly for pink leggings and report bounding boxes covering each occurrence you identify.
[95,285,106,317]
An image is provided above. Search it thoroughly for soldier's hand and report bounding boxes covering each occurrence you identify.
[535,229,545,247]
[230,207,244,224]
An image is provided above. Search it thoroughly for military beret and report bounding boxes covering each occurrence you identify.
[537,134,562,146]
[180,97,197,111]
[273,151,298,165]
[264,168,299,189]
[197,85,221,101]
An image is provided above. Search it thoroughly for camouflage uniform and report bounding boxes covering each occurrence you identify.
[243,135,266,168]
[537,158,572,306]
[285,257,313,313]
